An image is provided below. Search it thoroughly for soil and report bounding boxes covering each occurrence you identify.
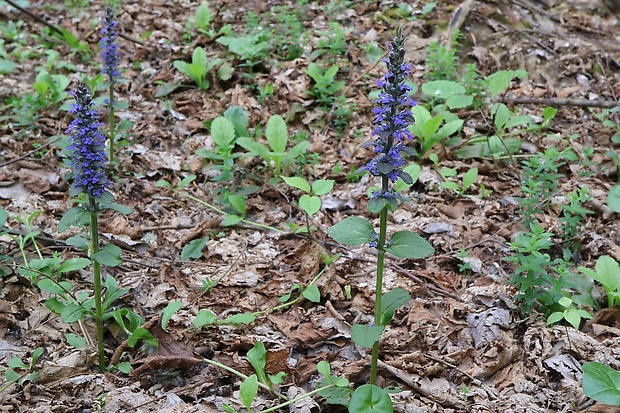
[1,0,620,412]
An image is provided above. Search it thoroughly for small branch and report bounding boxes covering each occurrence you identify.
[501,96,619,108]
[3,0,64,35]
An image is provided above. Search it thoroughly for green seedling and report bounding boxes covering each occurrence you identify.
[438,167,478,195]
[579,255,620,308]
[305,63,345,107]
[1,347,44,392]
[187,2,215,37]
[216,34,270,72]
[237,114,310,178]
[281,176,334,233]
[408,104,463,158]
[33,70,70,106]
[173,46,223,90]
[546,296,592,330]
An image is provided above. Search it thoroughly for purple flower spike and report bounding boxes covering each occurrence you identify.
[100,6,121,81]
[66,83,109,198]
[364,29,415,186]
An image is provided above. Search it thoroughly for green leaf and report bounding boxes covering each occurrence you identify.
[422,80,465,99]
[462,168,478,191]
[247,341,269,386]
[224,106,249,137]
[299,194,321,216]
[192,46,208,70]
[177,174,196,189]
[92,244,123,267]
[317,360,331,378]
[127,328,158,348]
[485,70,527,97]
[265,115,288,154]
[239,374,258,410]
[37,279,72,295]
[445,94,473,109]
[58,207,90,233]
[379,288,410,325]
[221,312,256,325]
[237,138,271,162]
[349,384,393,413]
[210,116,236,147]
[582,362,620,406]
[302,285,321,303]
[7,358,28,369]
[222,214,243,226]
[116,361,132,374]
[328,217,375,246]
[278,283,302,303]
[351,324,384,348]
[0,59,16,74]
[173,60,192,77]
[563,309,582,330]
[546,312,564,326]
[58,257,91,273]
[181,237,208,260]
[281,176,311,193]
[61,304,87,323]
[161,300,183,331]
[194,309,218,328]
[311,179,334,196]
[64,333,87,349]
[227,194,246,215]
[386,231,434,259]
[607,186,620,213]
[393,163,422,192]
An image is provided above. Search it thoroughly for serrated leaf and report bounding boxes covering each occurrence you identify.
[311,179,334,196]
[239,374,258,410]
[582,362,620,405]
[181,237,208,260]
[92,244,123,267]
[299,194,321,216]
[386,231,434,259]
[328,217,375,246]
[281,176,311,193]
[349,384,393,413]
[210,116,236,147]
[302,284,321,303]
[379,288,410,325]
[161,300,183,331]
[351,324,384,348]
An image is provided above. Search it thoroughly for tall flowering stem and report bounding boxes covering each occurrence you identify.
[100,5,121,164]
[363,28,415,384]
[67,82,110,372]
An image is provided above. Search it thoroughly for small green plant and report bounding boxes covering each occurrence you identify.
[173,46,223,90]
[559,187,592,251]
[582,362,620,406]
[187,2,216,37]
[424,31,459,81]
[408,104,463,158]
[438,167,478,196]
[1,347,44,392]
[591,104,620,144]
[305,63,346,107]
[546,296,592,330]
[313,22,351,62]
[216,33,271,73]
[237,115,310,178]
[281,176,334,233]
[33,70,70,106]
[579,255,620,308]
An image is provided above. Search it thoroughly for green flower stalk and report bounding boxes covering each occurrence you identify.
[66,82,109,372]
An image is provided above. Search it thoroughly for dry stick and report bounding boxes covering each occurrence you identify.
[501,96,619,108]
[0,136,61,168]
[2,0,64,35]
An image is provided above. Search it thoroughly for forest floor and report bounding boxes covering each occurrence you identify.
[1,0,620,412]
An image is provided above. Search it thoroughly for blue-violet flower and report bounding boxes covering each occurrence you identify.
[363,29,415,199]
[100,6,120,81]
[66,82,109,198]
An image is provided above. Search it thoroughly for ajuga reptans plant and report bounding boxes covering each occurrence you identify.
[100,4,121,163]
[328,28,434,408]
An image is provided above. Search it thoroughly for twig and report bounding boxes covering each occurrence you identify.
[501,96,619,108]
[0,136,61,168]
[2,0,64,35]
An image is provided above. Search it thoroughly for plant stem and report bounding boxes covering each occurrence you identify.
[90,196,105,373]
[108,83,115,164]
[370,204,388,385]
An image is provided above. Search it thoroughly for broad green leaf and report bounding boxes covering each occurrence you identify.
[224,106,249,137]
[328,217,375,246]
[394,163,422,191]
[4,369,20,382]
[462,168,478,191]
[60,304,87,323]
[194,309,218,328]
[58,207,90,233]
[227,194,246,215]
[486,70,527,97]
[386,231,434,259]
[221,312,256,325]
[116,361,132,374]
[380,288,410,325]
[192,46,208,69]
[312,179,334,196]
[37,279,72,295]
[161,300,183,331]
[7,358,28,369]
[266,115,288,154]
[349,384,393,413]
[282,140,311,171]
[436,119,463,140]
[302,285,321,303]
[546,312,564,326]
[564,309,582,330]
[127,328,158,348]
[210,116,236,147]
[222,214,243,226]
[92,244,123,267]
[325,64,339,79]
[351,324,384,348]
[239,374,258,410]
[237,138,271,162]
[65,333,87,349]
[299,194,321,216]
[317,360,331,378]
[422,80,465,99]
[281,176,311,193]
[247,342,268,385]
[582,362,620,405]
[607,186,620,213]
[411,105,432,127]
[0,59,16,74]
[181,237,208,260]
[445,94,473,109]
[278,283,302,303]
[58,257,91,274]
[173,60,192,77]
[493,104,511,130]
